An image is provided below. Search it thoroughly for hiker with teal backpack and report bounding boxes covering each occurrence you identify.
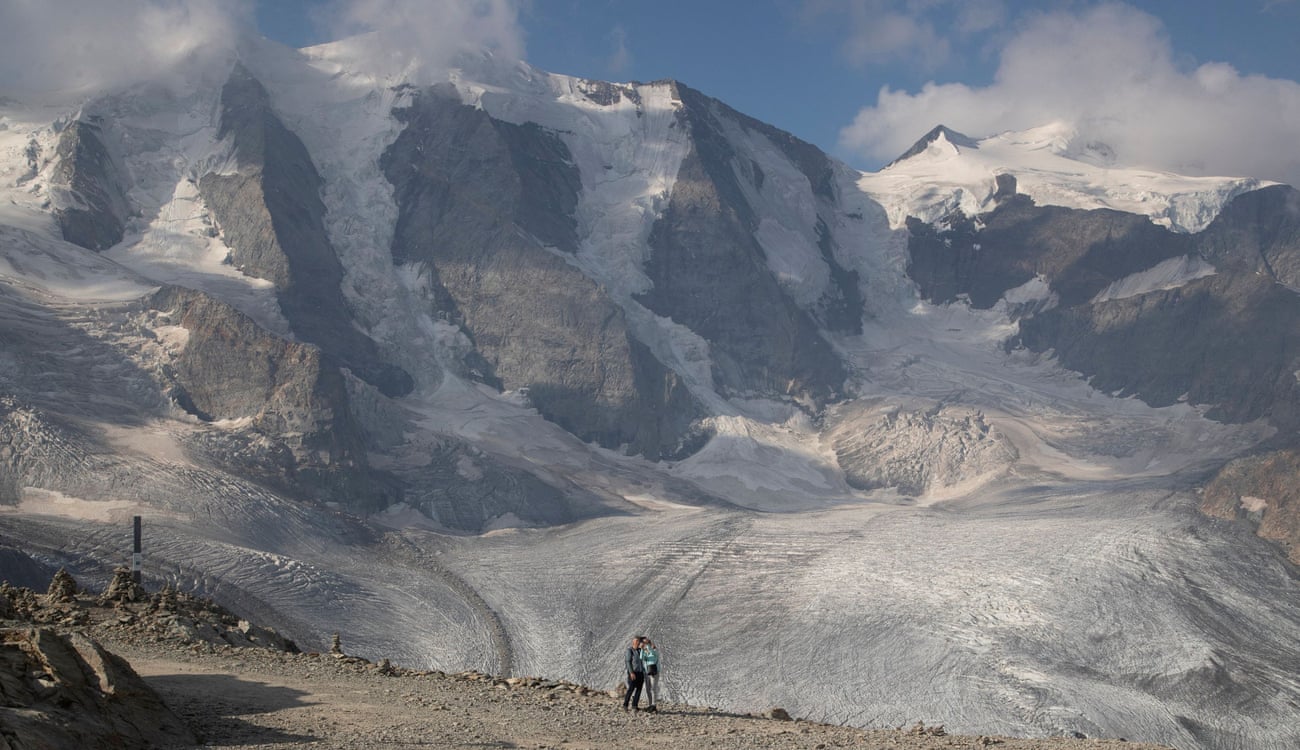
[639,636,661,713]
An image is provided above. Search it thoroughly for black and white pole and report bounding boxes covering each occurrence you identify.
[132,515,142,585]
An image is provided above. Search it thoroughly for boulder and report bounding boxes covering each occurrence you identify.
[0,627,196,748]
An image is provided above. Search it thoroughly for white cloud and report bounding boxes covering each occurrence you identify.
[319,0,525,81]
[839,2,1300,187]
[0,0,249,97]
[607,25,631,75]
[804,0,1006,72]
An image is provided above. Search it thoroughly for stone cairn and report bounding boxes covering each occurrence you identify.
[46,567,79,604]
[97,566,147,605]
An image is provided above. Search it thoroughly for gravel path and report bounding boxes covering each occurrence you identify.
[99,635,1172,750]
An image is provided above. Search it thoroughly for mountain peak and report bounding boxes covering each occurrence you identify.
[886,125,980,168]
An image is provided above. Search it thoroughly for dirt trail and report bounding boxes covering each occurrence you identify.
[104,636,1171,750]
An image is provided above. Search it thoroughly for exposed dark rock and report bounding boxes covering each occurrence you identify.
[577,80,640,107]
[1007,188,1300,431]
[149,285,365,465]
[814,217,864,334]
[905,185,1300,557]
[382,85,703,459]
[145,285,404,510]
[1202,447,1300,564]
[687,85,838,202]
[51,118,129,251]
[638,83,846,403]
[993,173,1017,202]
[908,195,1191,309]
[1018,271,1300,427]
[1196,184,1300,285]
[200,64,412,398]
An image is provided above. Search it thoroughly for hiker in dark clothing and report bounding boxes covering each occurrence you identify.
[622,636,645,711]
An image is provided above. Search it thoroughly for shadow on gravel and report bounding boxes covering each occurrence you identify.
[146,673,319,746]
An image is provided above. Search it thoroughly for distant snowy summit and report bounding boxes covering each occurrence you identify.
[861,122,1268,233]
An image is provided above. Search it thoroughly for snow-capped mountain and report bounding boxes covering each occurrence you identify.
[3,35,1300,749]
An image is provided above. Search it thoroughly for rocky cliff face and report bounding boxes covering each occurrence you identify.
[51,117,130,251]
[906,181,1300,552]
[200,64,413,399]
[639,84,848,403]
[908,194,1192,309]
[148,286,362,463]
[382,84,704,460]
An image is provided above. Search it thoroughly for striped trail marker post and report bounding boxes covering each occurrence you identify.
[132,515,142,585]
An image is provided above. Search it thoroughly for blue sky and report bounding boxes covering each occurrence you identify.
[250,0,1300,179]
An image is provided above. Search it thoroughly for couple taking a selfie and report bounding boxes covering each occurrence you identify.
[621,635,661,712]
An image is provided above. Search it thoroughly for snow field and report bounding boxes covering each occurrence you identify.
[859,124,1267,233]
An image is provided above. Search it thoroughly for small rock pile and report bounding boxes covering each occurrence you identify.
[2,568,296,654]
[0,568,303,749]
[1,621,196,748]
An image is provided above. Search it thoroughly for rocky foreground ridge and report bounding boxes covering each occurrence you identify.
[0,569,1171,750]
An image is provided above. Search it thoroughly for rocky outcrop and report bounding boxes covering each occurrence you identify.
[1196,184,1300,284]
[638,83,847,403]
[50,117,130,251]
[1202,447,1300,564]
[145,285,395,507]
[0,627,196,749]
[383,85,703,459]
[1019,271,1300,427]
[908,194,1191,309]
[150,285,363,463]
[200,64,412,398]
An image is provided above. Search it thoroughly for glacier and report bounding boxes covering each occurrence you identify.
[1,38,1299,750]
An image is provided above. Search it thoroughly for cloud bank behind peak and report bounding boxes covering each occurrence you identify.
[839,3,1300,188]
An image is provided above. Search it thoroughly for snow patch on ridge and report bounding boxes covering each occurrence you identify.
[1091,255,1217,303]
[715,113,828,307]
